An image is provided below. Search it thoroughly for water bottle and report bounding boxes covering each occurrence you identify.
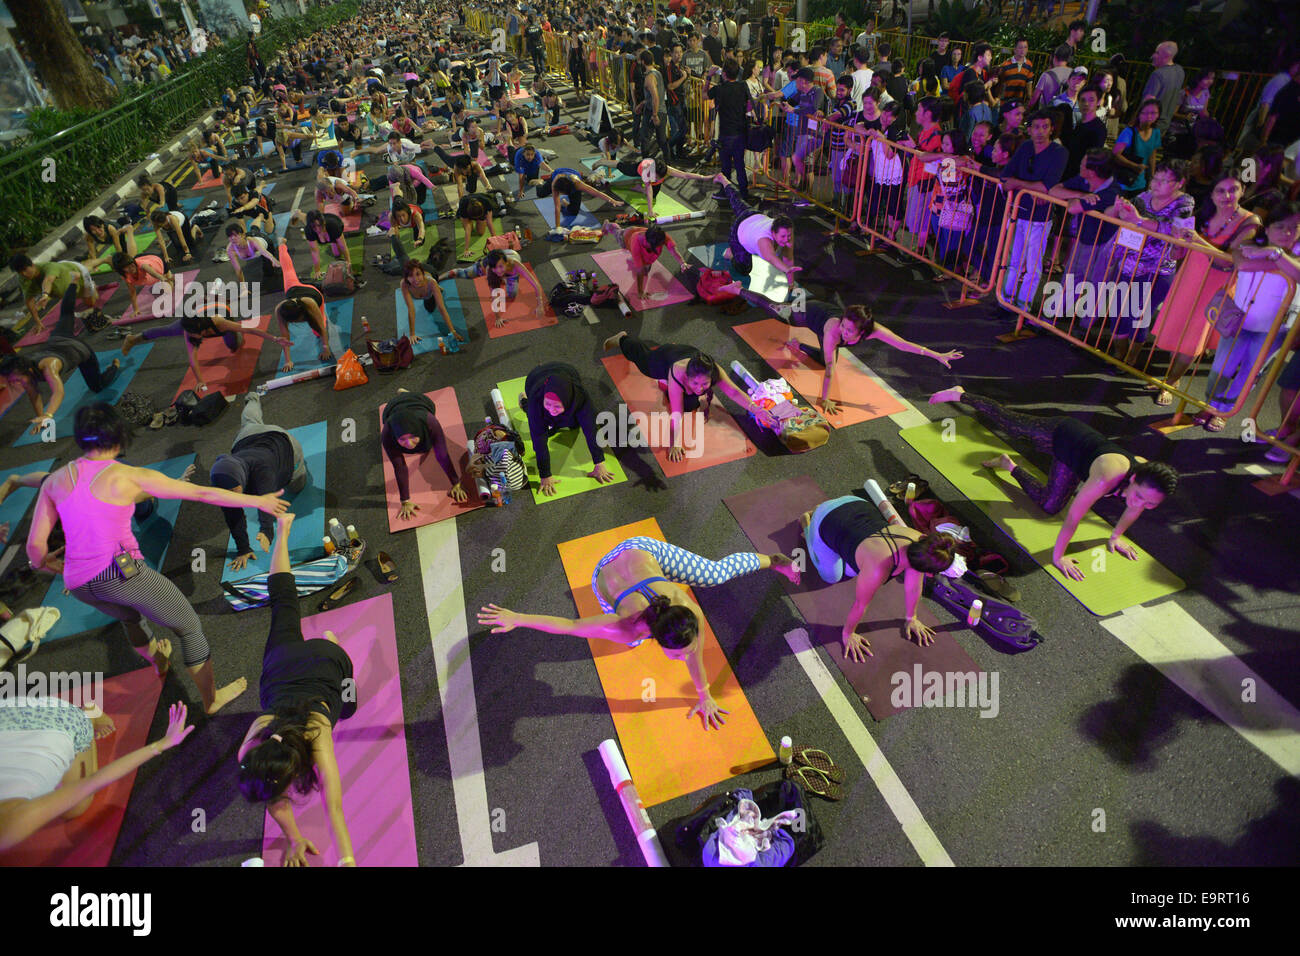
[361,314,371,334]
[499,478,511,506]
[489,476,503,507]
[345,524,360,547]
[322,535,335,556]
[778,736,793,766]
[328,518,348,551]
[967,600,984,628]
[904,481,917,503]
[438,336,448,354]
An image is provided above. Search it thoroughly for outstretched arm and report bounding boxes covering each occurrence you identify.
[869,323,962,366]
[477,604,634,643]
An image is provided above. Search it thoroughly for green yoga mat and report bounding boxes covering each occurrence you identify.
[612,182,692,218]
[495,375,629,503]
[457,226,491,262]
[346,232,367,274]
[899,417,1184,617]
[92,232,159,273]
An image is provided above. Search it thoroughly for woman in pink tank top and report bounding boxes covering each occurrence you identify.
[26,404,291,715]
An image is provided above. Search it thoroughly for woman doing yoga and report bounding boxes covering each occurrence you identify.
[478,538,801,729]
[929,386,1179,580]
[382,389,468,521]
[520,363,614,495]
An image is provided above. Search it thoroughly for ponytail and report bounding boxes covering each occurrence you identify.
[639,595,698,650]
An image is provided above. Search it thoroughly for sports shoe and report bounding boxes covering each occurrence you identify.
[213,249,230,262]
[711,189,729,202]
[205,199,220,210]
[792,197,812,208]
[1265,433,1296,462]
[365,225,384,236]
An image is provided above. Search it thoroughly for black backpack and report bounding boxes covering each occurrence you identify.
[173,389,229,426]
[549,280,592,317]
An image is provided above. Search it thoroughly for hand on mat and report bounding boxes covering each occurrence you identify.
[254,490,290,516]
[668,444,686,462]
[1054,556,1086,581]
[229,551,256,572]
[903,617,936,647]
[398,500,420,520]
[540,476,559,496]
[256,531,272,553]
[477,603,520,632]
[495,313,508,328]
[281,358,296,372]
[449,484,468,503]
[1108,538,1139,561]
[284,838,319,867]
[589,463,615,484]
[842,631,873,662]
[160,702,195,751]
[932,349,964,367]
[817,397,840,416]
[28,416,51,436]
[688,695,729,730]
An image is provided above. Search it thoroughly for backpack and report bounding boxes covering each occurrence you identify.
[472,422,528,491]
[322,261,356,295]
[425,237,453,273]
[366,335,413,371]
[173,389,228,426]
[115,390,154,427]
[696,268,739,304]
[549,279,592,317]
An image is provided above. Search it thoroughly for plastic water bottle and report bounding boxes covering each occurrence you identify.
[499,479,511,506]
[438,336,448,354]
[489,476,503,507]
[904,481,917,503]
[361,314,371,334]
[328,518,348,551]
[967,600,984,627]
[346,524,359,547]
[322,536,335,556]
[778,736,793,766]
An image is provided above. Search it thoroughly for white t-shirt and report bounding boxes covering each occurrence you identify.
[851,67,873,109]
[0,729,76,802]
[738,213,774,255]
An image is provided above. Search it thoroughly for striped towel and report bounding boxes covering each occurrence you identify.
[221,553,351,611]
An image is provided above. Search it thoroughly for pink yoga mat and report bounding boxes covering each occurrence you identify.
[115,269,201,324]
[259,593,419,867]
[324,202,362,234]
[379,387,483,532]
[192,171,225,189]
[0,667,164,866]
[591,249,694,309]
[471,265,558,337]
[18,283,121,346]
[724,475,977,721]
[601,355,756,477]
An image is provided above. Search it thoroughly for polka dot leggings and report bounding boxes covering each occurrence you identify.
[592,536,762,613]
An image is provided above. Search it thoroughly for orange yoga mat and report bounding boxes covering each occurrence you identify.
[173,312,272,401]
[470,264,558,338]
[379,387,483,532]
[0,667,163,866]
[601,355,756,477]
[556,518,775,807]
[733,318,907,428]
[192,171,225,189]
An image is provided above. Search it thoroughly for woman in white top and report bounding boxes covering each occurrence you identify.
[0,699,193,853]
[715,175,799,288]
[1201,200,1300,431]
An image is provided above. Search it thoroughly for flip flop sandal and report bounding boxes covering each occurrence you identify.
[1155,390,1173,406]
[162,407,179,426]
[784,764,843,801]
[318,576,360,611]
[887,474,930,499]
[376,550,399,583]
[793,747,846,783]
[974,569,1020,604]
[149,412,166,430]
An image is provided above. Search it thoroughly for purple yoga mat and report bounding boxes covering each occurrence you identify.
[724,475,978,720]
[260,592,418,866]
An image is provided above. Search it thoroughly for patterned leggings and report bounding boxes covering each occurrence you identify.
[960,392,1078,515]
[725,185,760,274]
[592,536,762,613]
[71,563,210,667]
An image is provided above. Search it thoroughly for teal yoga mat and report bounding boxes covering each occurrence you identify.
[0,459,58,532]
[281,297,354,371]
[391,283,468,355]
[13,344,155,449]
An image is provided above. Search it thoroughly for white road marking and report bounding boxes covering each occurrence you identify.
[784,628,955,866]
[547,260,599,324]
[1101,603,1300,776]
[417,520,541,866]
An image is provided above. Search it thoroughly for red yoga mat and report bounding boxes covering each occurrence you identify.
[260,593,419,866]
[324,202,362,234]
[379,387,484,532]
[115,269,201,324]
[173,312,272,401]
[590,248,694,309]
[192,171,225,189]
[732,318,907,428]
[724,475,978,721]
[470,264,558,337]
[18,283,121,346]
[0,667,164,866]
[601,354,756,477]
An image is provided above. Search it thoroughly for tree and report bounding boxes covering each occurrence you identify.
[7,0,116,110]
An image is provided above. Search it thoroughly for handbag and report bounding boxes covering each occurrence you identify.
[1113,126,1142,188]
[366,335,414,371]
[1205,286,1246,338]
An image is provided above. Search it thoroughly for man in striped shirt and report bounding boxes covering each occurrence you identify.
[996,39,1033,104]
[809,45,836,100]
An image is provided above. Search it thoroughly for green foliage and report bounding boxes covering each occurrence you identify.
[923,0,999,42]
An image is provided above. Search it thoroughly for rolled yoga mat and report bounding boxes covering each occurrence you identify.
[724,474,971,721]
[899,415,1185,617]
[556,518,775,806]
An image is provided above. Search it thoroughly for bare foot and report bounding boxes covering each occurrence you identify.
[397,387,410,393]
[800,510,813,534]
[770,553,801,584]
[180,464,197,482]
[323,629,339,644]
[121,332,143,357]
[981,453,1015,472]
[929,385,965,404]
[276,511,295,534]
[781,340,804,359]
[138,637,172,677]
[92,714,116,739]
[111,358,121,370]
[207,677,248,715]
[602,330,627,352]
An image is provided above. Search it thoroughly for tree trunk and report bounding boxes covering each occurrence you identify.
[7,0,116,110]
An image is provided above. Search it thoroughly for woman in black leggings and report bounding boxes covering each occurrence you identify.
[236,511,358,867]
[929,386,1179,580]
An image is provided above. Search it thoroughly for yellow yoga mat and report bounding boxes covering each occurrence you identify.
[557,519,775,806]
[900,416,1184,616]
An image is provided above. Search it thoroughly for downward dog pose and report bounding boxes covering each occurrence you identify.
[801,497,958,661]
[110,252,174,318]
[212,392,311,571]
[729,290,963,415]
[27,404,288,713]
[520,363,614,495]
[537,167,623,226]
[929,386,1179,580]
[478,538,801,729]
[602,332,779,461]
[600,222,686,306]
[714,177,799,288]
[439,247,544,325]
[0,700,192,853]
[237,511,358,867]
[382,389,468,521]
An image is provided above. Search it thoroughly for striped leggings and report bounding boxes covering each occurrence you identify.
[592,536,762,613]
[71,563,209,667]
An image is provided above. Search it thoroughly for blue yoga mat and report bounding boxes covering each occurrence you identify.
[391,284,467,356]
[532,196,601,230]
[0,459,58,532]
[579,156,633,182]
[219,419,328,581]
[274,211,295,242]
[261,181,278,195]
[37,453,196,643]
[13,344,155,449]
[178,196,204,217]
[281,298,353,371]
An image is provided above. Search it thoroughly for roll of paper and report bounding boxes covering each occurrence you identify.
[490,387,510,427]
[598,739,668,867]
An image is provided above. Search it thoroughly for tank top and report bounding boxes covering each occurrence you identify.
[1051,418,1133,485]
[57,459,144,590]
[818,499,906,576]
[737,213,774,255]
